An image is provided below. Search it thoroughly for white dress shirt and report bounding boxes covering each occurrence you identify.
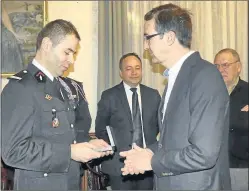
[162,51,195,122]
[123,82,146,148]
[32,59,54,81]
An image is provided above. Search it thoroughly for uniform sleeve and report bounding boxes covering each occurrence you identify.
[1,81,71,173]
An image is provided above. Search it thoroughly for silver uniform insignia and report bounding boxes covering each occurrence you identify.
[7,70,28,81]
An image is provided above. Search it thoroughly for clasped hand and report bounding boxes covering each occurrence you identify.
[119,144,154,175]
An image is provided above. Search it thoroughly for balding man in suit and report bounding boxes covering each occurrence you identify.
[95,52,161,190]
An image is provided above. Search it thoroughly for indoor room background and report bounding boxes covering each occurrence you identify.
[1,1,248,132]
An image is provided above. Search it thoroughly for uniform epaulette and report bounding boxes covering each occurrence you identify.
[7,70,28,81]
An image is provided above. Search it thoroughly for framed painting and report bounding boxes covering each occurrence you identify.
[1,0,48,77]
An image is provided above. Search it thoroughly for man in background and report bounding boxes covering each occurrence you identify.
[214,48,248,190]
[95,53,160,190]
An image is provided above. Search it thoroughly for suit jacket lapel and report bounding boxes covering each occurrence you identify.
[117,82,133,130]
[159,83,168,131]
[140,84,150,140]
[140,84,146,122]
[164,52,198,120]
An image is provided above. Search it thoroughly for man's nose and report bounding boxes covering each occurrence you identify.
[68,54,74,64]
[218,66,226,73]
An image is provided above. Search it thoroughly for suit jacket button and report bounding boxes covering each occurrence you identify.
[158,144,162,148]
[44,173,48,177]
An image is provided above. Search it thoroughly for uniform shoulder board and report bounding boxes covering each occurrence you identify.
[7,70,28,81]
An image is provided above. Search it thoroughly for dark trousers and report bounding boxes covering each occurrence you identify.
[109,171,153,190]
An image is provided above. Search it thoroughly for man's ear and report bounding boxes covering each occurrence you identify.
[41,37,52,52]
[165,31,176,46]
[237,62,242,74]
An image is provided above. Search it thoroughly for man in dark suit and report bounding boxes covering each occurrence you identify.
[95,52,161,190]
[120,4,231,190]
[214,48,248,190]
[1,19,112,191]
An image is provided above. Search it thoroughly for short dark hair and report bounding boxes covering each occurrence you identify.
[144,3,192,48]
[119,52,142,70]
[36,19,81,51]
[214,48,241,62]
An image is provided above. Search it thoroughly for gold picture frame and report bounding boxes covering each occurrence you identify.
[1,0,48,78]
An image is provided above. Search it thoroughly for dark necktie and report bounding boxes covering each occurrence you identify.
[130,88,143,147]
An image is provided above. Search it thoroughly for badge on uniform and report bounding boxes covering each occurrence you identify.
[35,71,46,83]
[52,108,59,128]
[52,117,60,128]
[69,94,76,100]
[45,94,52,100]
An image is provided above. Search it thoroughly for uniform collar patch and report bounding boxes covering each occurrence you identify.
[35,71,46,83]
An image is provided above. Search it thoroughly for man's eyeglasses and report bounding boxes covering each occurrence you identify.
[144,33,163,41]
[214,60,239,69]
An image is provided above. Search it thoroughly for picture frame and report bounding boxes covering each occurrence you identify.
[1,0,48,78]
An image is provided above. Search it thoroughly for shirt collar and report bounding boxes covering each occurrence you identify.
[123,81,140,93]
[163,50,195,77]
[32,59,54,81]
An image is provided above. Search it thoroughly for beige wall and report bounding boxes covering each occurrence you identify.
[1,1,98,132]
[47,1,98,132]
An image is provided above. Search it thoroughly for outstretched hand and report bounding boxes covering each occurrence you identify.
[120,144,154,175]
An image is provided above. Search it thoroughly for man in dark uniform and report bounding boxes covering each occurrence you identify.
[1,19,112,191]
[214,48,248,190]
